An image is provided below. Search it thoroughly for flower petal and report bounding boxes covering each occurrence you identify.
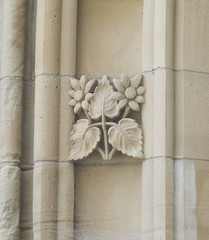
[69,99,77,106]
[82,100,89,110]
[69,90,75,97]
[85,79,97,94]
[80,75,87,90]
[71,78,81,90]
[131,75,142,89]
[129,100,140,111]
[85,93,93,101]
[121,73,130,88]
[137,86,146,95]
[135,96,145,104]
[118,99,128,109]
[113,78,125,93]
[112,92,125,101]
[74,102,82,113]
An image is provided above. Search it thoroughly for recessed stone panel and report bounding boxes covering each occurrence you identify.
[75,162,142,240]
[76,0,143,78]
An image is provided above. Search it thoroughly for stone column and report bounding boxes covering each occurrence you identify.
[0,0,26,239]
[153,0,175,239]
[142,0,175,239]
[33,0,61,239]
[141,0,155,239]
[57,0,77,239]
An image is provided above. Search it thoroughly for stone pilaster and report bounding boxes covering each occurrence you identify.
[141,0,175,239]
[33,0,61,239]
[141,0,155,239]
[0,0,26,239]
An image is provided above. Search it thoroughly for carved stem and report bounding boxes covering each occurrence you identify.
[86,122,116,133]
[97,147,105,159]
[102,108,109,160]
[84,109,91,122]
[86,122,102,131]
[122,105,131,118]
[106,122,117,127]
[109,147,117,159]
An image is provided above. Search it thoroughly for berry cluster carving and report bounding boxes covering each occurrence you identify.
[68,74,145,160]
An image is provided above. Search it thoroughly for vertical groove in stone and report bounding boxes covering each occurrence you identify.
[0,0,26,239]
[20,1,37,238]
[33,0,61,239]
[57,1,77,239]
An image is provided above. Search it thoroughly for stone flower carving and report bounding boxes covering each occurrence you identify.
[69,75,97,114]
[68,74,145,161]
[112,74,145,117]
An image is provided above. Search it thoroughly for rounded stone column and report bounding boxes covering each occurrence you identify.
[0,0,26,239]
[33,0,61,239]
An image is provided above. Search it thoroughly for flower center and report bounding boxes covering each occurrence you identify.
[74,90,84,101]
[125,87,136,99]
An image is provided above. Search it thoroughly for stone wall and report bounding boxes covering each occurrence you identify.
[0,0,209,240]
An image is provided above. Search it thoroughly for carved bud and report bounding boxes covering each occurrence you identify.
[82,100,89,110]
[85,93,93,101]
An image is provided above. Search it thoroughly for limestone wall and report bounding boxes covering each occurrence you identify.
[0,0,209,240]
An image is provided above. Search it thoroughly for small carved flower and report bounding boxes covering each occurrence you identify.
[69,76,97,113]
[112,73,145,111]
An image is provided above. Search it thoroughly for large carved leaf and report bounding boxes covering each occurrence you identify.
[69,119,100,160]
[108,118,143,158]
[89,77,118,120]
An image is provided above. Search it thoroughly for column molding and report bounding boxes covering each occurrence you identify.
[0,0,26,239]
[33,1,62,239]
[142,0,175,239]
[57,1,77,239]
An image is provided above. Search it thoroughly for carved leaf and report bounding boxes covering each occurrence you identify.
[108,118,143,158]
[69,119,101,160]
[89,77,119,119]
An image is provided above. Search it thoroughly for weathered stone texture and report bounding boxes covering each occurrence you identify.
[0,0,209,239]
[0,166,20,240]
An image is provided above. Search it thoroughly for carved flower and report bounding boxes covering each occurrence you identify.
[69,76,97,113]
[112,73,145,111]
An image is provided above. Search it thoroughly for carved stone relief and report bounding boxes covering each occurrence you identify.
[68,74,145,160]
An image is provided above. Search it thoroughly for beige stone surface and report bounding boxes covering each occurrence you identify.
[57,163,74,240]
[195,161,209,240]
[59,77,74,161]
[20,170,33,240]
[175,0,209,73]
[74,159,142,240]
[0,166,20,240]
[60,0,77,76]
[153,69,174,158]
[0,0,209,239]
[0,77,23,162]
[175,72,209,159]
[1,0,26,78]
[141,159,154,240]
[33,162,58,240]
[175,160,197,240]
[76,0,143,78]
[142,73,154,159]
[35,0,61,75]
[0,0,3,76]
[34,76,60,161]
